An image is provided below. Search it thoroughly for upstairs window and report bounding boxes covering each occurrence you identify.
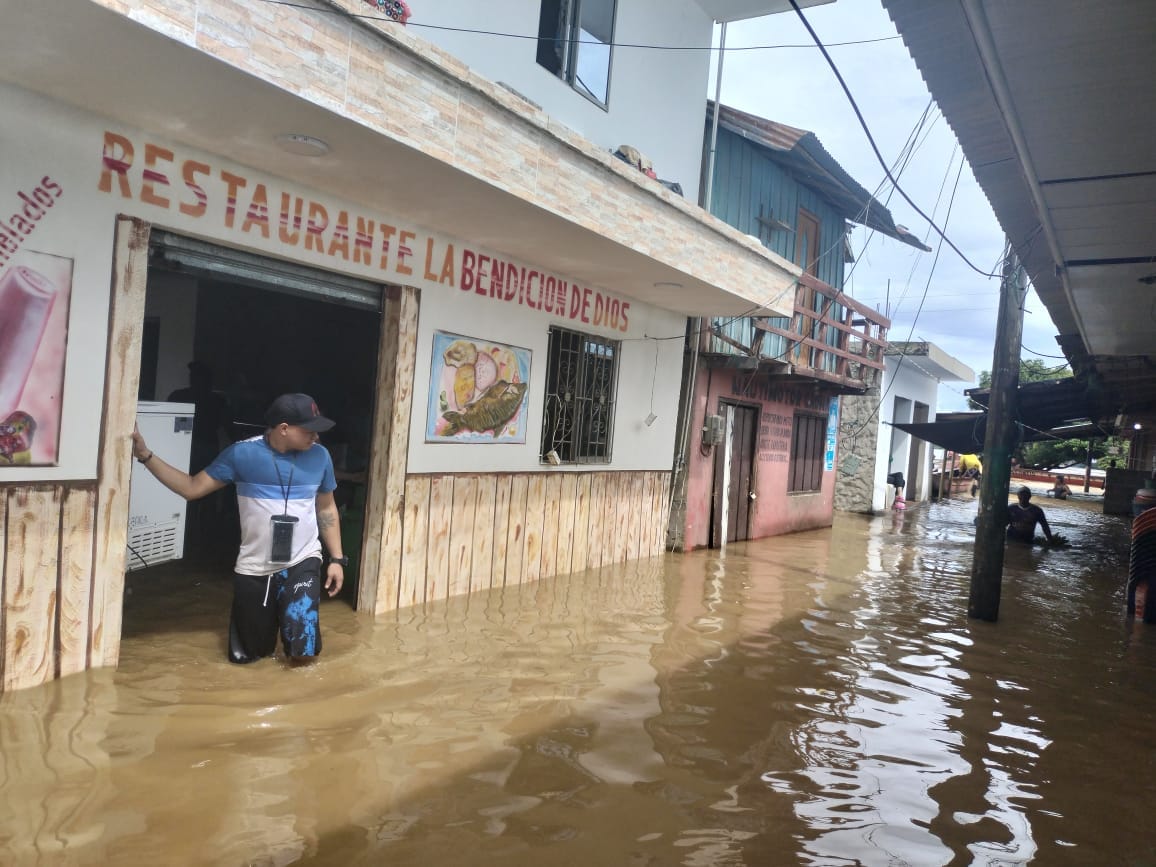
[536,0,616,107]
[541,327,618,463]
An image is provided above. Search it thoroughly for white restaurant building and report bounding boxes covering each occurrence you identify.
[0,0,818,690]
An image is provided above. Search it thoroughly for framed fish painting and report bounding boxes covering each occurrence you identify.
[425,331,531,443]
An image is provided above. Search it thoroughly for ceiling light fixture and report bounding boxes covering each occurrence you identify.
[275,134,331,157]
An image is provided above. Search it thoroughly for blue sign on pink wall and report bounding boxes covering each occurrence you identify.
[824,398,839,472]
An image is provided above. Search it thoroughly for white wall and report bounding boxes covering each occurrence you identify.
[0,82,684,480]
[409,283,684,473]
[412,0,714,202]
[872,358,942,511]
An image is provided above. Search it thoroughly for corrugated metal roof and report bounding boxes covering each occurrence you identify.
[710,102,932,252]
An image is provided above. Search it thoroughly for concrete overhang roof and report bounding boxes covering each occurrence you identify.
[696,0,834,24]
[886,341,974,383]
[0,0,802,319]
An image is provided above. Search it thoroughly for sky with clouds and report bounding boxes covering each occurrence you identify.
[707,0,1065,412]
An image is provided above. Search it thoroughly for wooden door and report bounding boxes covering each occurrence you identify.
[711,403,758,546]
[794,209,822,365]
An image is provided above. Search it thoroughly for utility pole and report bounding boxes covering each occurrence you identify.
[969,243,1025,621]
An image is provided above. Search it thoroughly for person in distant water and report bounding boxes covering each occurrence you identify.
[957,453,982,478]
[956,452,983,496]
[1049,474,1072,500]
[168,361,234,474]
[132,393,346,665]
[1007,486,1058,545]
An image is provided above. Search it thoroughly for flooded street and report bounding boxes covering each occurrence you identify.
[3,494,1155,866]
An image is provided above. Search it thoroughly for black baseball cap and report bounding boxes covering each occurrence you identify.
[264,393,335,432]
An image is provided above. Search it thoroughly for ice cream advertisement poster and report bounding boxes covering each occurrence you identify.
[0,250,72,466]
[426,332,531,444]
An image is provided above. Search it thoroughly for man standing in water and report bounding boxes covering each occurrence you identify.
[1006,486,1058,545]
[132,393,346,664]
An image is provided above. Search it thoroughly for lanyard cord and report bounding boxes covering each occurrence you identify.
[271,451,295,513]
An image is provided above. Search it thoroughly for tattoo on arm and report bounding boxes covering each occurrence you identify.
[318,510,336,531]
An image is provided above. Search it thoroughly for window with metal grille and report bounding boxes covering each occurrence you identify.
[788,413,825,492]
[536,0,616,107]
[540,327,618,463]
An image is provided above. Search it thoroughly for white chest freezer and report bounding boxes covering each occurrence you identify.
[127,401,195,570]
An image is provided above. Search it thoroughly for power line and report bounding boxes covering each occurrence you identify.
[843,98,938,293]
[258,0,901,52]
[787,0,1000,280]
[842,157,968,440]
[887,144,960,321]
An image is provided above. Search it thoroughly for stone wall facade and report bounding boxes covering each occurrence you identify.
[834,390,881,514]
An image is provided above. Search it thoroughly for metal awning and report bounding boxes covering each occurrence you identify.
[891,415,1104,454]
[891,378,1108,452]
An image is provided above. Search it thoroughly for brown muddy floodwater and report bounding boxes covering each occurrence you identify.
[3,493,1155,866]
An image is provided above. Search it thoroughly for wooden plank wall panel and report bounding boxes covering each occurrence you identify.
[603,473,618,565]
[646,472,662,557]
[365,284,420,617]
[387,470,671,612]
[58,486,97,677]
[472,476,496,592]
[627,474,644,561]
[586,473,606,570]
[0,490,6,686]
[399,476,431,607]
[607,473,625,565]
[448,476,477,599]
[523,474,547,583]
[658,473,671,555]
[571,474,592,573]
[504,476,528,587]
[652,472,666,556]
[490,475,512,586]
[637,473,653,558]
[557,475,578,577]
[617,472,632,562]
[3,488,62,692]
[426,476,454,602]
[92,216,150,669]
[540,475,561,579]
[357,289,396,613]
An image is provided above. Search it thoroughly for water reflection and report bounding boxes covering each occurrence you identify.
[1,496,1153,865]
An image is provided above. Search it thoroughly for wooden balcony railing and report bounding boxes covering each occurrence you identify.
[706,272,891,391]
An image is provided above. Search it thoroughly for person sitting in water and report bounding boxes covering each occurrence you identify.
[1007,486,1060,545]
[1049,474,1072,500]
